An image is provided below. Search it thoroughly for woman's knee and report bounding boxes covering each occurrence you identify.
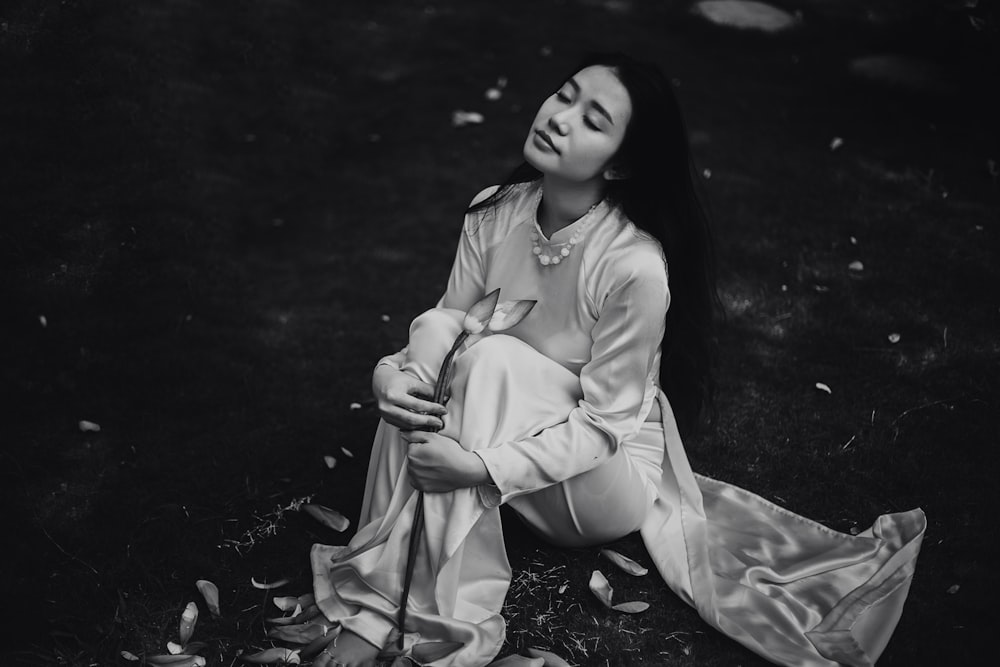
[409,307,464,339]
[456,334,527,373]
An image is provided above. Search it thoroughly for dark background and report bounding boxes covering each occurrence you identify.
[2,0,998,664]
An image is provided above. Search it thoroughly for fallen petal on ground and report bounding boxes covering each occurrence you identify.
[692,1,799,32]
[242,647,301,664]
[815,382,832,394]
[611,601,650,613]
[178,601,198,645]
[526,647,572,665]
[487,656,545,666]
[599,548,649,576]
[195,580,220,617]
[145,656,206,666]
[273,596,299,611]
[303,503,351,532]
[588,570,614,608]
[451,110,485,127]
[251,577,290,590]
[78,420,101,432]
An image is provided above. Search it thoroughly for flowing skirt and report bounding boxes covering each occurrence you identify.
[312,309,925,666]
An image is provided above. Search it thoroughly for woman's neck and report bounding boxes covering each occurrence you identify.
[537,175,605,238]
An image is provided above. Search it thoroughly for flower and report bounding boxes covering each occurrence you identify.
[487,299,537,332]
[462,288,500,334]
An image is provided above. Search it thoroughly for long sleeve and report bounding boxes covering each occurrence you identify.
[435,186,498,313]
[376,188,498,372]
[475,247,669,505]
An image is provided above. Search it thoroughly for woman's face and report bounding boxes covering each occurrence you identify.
[523,65,633,183]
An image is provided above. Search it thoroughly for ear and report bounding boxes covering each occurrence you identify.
[603,166,630,181]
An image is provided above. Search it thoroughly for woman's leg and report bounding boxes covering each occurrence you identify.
[508,421,664,548]
[313,309,520,667]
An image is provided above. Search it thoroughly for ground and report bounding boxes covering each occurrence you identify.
[1,0,998,665]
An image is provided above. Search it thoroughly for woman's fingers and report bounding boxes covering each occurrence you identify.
[395,385,447,416]
[399,430,429,444]
[381,406,444,431]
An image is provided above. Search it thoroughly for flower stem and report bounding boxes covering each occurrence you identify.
[397,329,468,647]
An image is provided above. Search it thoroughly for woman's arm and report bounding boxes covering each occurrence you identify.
[371,187,497,430]
[475,245,669,506]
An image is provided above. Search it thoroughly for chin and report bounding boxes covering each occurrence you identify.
[523,142,554,175]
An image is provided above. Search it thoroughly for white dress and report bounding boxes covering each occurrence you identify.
[311,181,926,666]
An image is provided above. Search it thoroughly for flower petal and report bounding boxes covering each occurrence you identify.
[251,577,290,590]
[267,621,331,644]
[303,503,350,532]
[195,580,220,617]
[487,300,537,332]
[487,656,544,666]
[599,549,648,576]
[145,656,206,666]
[121,651,140,662]
[178,601,198,645]
[814,382,832,394]
[588,570,613,608]
[323,456,337,469]
[273,596,299,611]
[526,647,572,665]
[78,419,101,432]
[611,601,650,614]
[463,288,501,334]
[242,647,301,664]
[167,642,183,655]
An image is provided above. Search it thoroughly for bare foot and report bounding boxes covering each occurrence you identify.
[317,629,381,667]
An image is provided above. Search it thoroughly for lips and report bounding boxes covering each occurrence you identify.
[534,129,559,154]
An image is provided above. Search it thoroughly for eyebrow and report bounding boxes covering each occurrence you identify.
[565,77,615,126]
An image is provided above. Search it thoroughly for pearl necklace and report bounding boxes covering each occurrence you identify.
[530,193,601,267]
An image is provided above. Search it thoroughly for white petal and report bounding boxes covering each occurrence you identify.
[340,447,354,458]
[611,601,650,613]
[243,647,301,664]
[167,642,183,655]
[272,596,299,611]
[526,647,572,666]
[599,548,649,576]
[178,601,198,645]
[888,333,901,344]
[323,456,337,469]
[121,651,140,661]
[251,576,289,590]
[588,570,614,608]
[303,503,351,532]
[78,420,101,432]
[692,1,799,32]
[848,260,864,271]
[815,382,832,394]
[195,580,220,617]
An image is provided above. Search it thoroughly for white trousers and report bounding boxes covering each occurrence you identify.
[311,308,661,666]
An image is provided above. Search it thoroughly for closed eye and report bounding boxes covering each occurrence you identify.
[584,117,601,131]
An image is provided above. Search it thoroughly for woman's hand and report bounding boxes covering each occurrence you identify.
[372,365,447,431]
[400,430,491,493]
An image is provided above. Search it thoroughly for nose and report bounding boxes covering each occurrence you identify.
[547,112,570,135]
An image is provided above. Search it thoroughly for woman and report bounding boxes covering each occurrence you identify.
[311,53,926,667]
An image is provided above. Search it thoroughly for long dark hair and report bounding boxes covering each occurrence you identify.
[468,52,719,438]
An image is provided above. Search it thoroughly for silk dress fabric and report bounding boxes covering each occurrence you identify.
[311,181,926,666]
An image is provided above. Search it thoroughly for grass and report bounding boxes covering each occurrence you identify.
[2,0,997,665]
